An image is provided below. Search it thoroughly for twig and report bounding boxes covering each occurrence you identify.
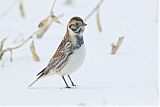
[0,29,38,60]
[36,13,62,38]
[84,0,104,21]
[0,0,61,62]
[36,0,62,39]
[3,30,38,52]
[0,23,52,60]
[0,37,8,52]
[50,0,56,14]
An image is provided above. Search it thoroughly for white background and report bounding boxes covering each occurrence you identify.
[0,0,158,105]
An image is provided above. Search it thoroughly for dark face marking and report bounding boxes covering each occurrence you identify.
[69,24,78,31]
[74,35,84,50]
[70,17,84,23]
[68,17,86,33]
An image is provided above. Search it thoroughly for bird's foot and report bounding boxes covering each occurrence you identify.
[71,84,77,89]
[65,86,71,88]
[72,84,76,87]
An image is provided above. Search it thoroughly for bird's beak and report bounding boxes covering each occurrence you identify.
[82,22,87,26]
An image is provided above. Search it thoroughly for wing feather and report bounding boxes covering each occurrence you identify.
[37,39,73,76]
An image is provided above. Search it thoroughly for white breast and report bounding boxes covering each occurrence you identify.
[59,44,86,76]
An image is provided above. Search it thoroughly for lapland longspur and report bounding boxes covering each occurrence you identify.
[28,17,87,88]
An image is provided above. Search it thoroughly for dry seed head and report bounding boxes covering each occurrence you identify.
[36,21,52,39]
[19,0,25,18]
[29,40,40,61]
[96,8,102,32]
[38,18,48,28]
[37,15,53,38]
[111,37,125,55]
[51,14,62,24]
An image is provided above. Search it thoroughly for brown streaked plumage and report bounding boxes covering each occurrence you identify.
[28,17,87,88]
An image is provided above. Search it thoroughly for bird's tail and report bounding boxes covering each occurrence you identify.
[28,74,44,88]
[28,68,45,88]
[28,78,39,88]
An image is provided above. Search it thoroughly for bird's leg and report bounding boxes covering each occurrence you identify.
[62,76,71,88]
[68,75,76,86]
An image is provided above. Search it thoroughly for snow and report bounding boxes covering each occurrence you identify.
[0,0,158,105]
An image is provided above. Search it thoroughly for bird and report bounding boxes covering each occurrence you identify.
[28,16,87,88]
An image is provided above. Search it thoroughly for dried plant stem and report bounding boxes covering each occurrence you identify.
[0,37,8,52]
[50,0,56,13]
[84,0,104,21]
[36,0,62,39]
[0,15,61,60]
[4,31,38,51]
[0,30,39,60]
[0,0,61,62]
[111,37,125,55]
[36,13,62,38]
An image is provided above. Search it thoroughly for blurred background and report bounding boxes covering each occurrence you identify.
[0,0,158,105]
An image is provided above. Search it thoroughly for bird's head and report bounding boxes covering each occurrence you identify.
[67,17,87,35]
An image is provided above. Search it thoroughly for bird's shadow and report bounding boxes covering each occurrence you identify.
[28,86,75,90]
[27,86,109,90]
[107,52,135,56]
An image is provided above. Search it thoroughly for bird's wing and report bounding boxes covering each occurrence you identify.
[37,39,73,76]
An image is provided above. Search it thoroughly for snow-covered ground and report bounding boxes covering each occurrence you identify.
[0,0,158,105]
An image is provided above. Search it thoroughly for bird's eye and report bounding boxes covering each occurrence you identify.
[76,23,78,26]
